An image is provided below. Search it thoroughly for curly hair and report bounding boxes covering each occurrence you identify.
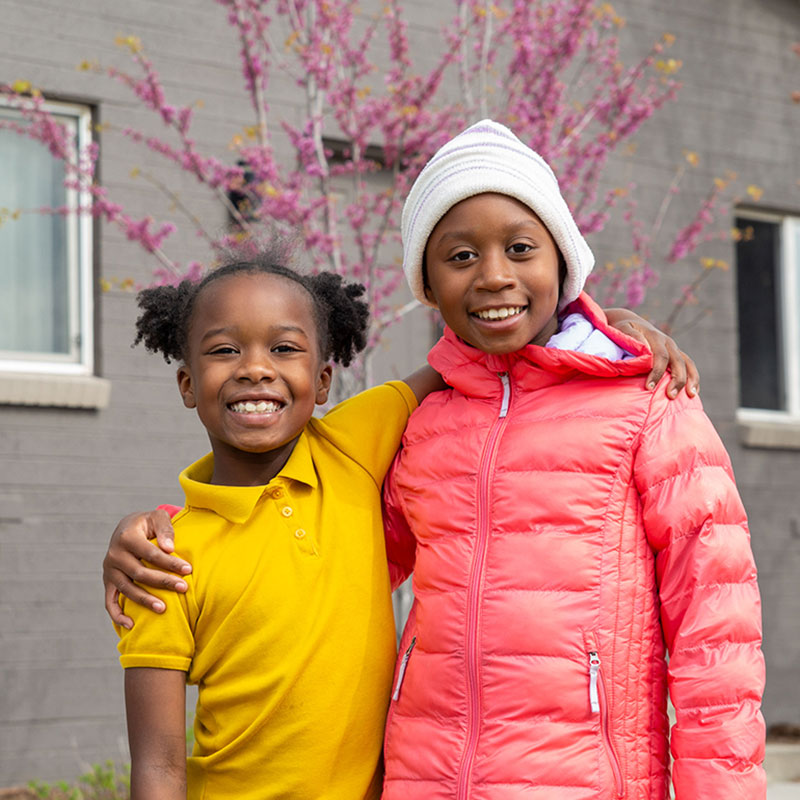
[133,245,370,368]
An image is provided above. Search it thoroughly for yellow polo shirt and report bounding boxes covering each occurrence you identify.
[117,381,417,800]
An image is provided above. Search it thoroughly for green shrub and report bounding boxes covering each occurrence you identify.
[28,761,129,800]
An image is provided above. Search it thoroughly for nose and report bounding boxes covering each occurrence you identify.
[235,349,276,382]
[475,248,515,292]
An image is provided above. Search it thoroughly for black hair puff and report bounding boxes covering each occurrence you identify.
[306,272,369,367]
[133,280,195,364]
[132,245,371,367]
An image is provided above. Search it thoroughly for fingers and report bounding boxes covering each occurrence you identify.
[133,542,192,577]
[660,339,687,398]
[150,508,180,557]
[683,353,700,397]
[105,565,169,614]
[105,542,189,593]
[111,511,192,576]
[645,338,670,392]
[106,583,133,630]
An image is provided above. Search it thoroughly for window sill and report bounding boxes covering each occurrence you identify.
[737,411,800,450]
[0,372,111,409]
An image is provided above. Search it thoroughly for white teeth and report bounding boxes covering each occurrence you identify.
[231,400,280,414]
[475,306,524,320]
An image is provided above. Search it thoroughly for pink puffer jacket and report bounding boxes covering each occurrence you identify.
[382,294,765,800]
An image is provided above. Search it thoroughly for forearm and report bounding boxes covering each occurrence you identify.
[130,763,186,800]
[126,668,188,800]
[402,364,448,404]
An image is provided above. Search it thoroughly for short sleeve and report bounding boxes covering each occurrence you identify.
[114,562,196,672]
[311,381,417,486]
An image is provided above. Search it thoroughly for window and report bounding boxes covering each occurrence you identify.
[735,211,800,440]
[0,98,108,407]
[0,98,94,373]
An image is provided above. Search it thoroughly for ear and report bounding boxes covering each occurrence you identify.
[557,253,568,300]
[176,365,196,409]
[421,254,440,308]
[423,282,440,308]
[315,363,333,405]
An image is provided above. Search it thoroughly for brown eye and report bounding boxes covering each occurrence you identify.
[508,242,533,254]
[273,343,303,354]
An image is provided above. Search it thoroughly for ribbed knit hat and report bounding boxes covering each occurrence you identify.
[402,119,594,309]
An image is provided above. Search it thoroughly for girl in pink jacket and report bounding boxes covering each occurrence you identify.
[381,120,766,800]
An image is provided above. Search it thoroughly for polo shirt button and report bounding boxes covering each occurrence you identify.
[281,506,293,517]
[272,488,284,499]
[295,529,306,539]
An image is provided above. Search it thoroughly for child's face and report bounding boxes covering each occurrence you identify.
[177,273,331,484]
[423,193,562,354]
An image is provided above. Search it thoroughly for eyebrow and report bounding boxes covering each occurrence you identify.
[199,324,310,341]
[436,218,546,244]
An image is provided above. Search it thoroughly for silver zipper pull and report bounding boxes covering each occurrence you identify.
[589,651,600,713]
[392,636,416,701]
[498,372,510,418]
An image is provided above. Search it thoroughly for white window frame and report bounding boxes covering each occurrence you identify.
[0,97,94,376]
[736,209,800,430]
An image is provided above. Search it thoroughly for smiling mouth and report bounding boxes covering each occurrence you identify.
[472,305,526,321]
[229,400,282,414]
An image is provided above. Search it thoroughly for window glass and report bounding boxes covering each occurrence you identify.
[0,100,93,376]
[795,221,800,360]
[735,217,783,410]
[0,110,74,359]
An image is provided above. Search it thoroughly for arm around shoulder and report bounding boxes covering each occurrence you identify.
[402,364,448,405]
[604,307,699,397]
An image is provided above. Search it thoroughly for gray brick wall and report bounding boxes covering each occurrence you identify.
[0,0,798,786]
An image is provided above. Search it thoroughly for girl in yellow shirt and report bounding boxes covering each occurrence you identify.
[116,242,446,800]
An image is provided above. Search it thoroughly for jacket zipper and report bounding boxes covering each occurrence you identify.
[586,639,624,797]
[456,372,511,800]
[391,636,416,701]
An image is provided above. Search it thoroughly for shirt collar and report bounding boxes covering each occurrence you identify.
[179,430,319,524]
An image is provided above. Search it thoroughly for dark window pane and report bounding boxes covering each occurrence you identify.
[735,217,784,410]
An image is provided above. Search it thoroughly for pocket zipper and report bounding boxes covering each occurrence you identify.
[589,650,601,713]
[587,647,624,797]
[392,636,416,701]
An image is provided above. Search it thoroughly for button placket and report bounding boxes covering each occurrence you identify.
[271,489,317,555]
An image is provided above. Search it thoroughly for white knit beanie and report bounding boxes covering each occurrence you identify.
[402,119,594,309]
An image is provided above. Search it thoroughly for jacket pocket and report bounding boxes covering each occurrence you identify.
[585,631,624,798]
[391,636,416,701]
[382,630,417,782]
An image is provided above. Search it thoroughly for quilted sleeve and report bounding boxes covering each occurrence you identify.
[634,388,766,800]
[382,451,417,592]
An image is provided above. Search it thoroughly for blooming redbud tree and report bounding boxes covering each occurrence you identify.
[0,0,750,386]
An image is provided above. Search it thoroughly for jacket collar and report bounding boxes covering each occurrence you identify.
[178,430,318,524]
[428,293,653,399]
